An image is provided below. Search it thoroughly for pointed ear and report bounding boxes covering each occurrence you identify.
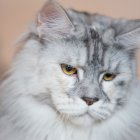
[36,0,74,41]
[115,21,140,50]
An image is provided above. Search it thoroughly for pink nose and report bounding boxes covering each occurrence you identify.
[82,97,99,106]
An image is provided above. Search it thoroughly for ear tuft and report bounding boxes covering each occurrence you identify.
[37,0,74,41]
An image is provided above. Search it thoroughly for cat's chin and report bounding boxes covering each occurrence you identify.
[68,113,97,127]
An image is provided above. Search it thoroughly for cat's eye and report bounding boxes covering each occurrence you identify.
[103,73,116,81]
[61,64,77,75]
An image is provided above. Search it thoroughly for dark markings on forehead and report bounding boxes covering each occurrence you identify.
[85,29,105,67]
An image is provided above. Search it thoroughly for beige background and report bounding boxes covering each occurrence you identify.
[0,0,140,77]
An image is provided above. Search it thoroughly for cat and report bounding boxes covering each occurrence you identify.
[0,0,140,140]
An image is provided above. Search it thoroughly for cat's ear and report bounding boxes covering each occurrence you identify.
[36,0,74,41]
[115,20,140,50]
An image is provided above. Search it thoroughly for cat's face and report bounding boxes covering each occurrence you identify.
[34,37,133,126]
[14,1,140,127]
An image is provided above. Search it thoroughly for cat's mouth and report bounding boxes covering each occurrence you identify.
[51,94,114,123]
[58,110,109,126]
[33,93,114,124]
[63,106,112,122]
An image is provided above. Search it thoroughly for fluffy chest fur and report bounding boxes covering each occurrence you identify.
[1,85,140,140]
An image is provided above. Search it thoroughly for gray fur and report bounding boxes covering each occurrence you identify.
[0,1,140,140]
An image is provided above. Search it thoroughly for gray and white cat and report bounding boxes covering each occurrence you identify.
[0,1,140,140]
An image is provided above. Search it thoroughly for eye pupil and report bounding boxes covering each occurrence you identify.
[65,65,73,71]
[105,73,112,77]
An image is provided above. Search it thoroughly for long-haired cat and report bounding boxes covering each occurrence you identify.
[0,1,140,140]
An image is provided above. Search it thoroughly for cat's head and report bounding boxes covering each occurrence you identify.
[13,0,140,127]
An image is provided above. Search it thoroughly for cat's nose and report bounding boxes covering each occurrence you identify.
[82,97,99,106]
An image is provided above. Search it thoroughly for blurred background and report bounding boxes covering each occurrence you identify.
[0,0,140,78]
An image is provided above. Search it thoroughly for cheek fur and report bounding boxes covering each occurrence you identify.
[102,74,132,100]
[51,95,87,117]
[102,81,116,98]
[56,74,76,93]
[49,64,77,93]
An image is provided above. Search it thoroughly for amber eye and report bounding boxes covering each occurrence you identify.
[61,64,77,75]
[103,73,116,81]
